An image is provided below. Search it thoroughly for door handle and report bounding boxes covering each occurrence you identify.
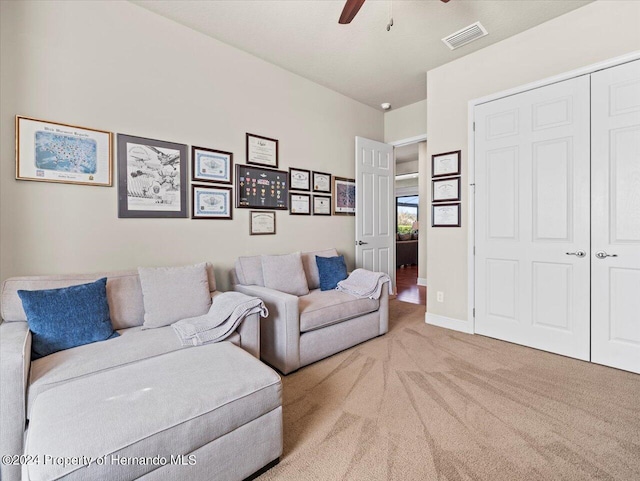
[565,250,586,258]
[356,240,369,246]
[595,250,617,259]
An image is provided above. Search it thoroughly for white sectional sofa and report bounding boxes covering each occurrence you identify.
[231,249,390,375]
[0,266,282,481]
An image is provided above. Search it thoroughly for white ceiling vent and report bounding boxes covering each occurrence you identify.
[442,21,488,50]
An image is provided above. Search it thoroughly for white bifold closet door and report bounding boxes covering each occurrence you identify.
[474,76,592,360]
[591,60,640,374]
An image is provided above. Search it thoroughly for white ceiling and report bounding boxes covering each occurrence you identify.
[133,0,592,110]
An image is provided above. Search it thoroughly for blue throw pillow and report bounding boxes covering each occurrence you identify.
[18,278,119,360]
[316,255,348,291]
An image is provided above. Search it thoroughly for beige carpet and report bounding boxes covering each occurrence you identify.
[258,300,640,481]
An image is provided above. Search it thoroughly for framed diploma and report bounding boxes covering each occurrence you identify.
[289,193,310,215]
[192,146,233,184]
[246,133,278,168]
[432,202,461,227]
[250,211,276,235]
[16,116,113,186]
[289,167,310,191]
[432,177,461,202]
[191,185,233,220]
[432,150,461,178]
[333,177,355,215]
[312,171,332,193]
[313,195,332,216]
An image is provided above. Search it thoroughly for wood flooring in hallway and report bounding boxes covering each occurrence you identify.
[395,265,426,306]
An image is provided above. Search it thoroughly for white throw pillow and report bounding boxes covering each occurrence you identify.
[261,252,309,296]
[138,263,211,329]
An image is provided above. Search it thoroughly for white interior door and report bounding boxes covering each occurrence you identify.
[355,136,395,288]
[591,59,640,374]
[474,76,591,360]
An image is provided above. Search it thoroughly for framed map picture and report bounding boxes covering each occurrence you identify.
[192,146,233,184]
[192,185,232,220]
[16,116,113,186]
[117,134,188,218]
[333,177,355,215]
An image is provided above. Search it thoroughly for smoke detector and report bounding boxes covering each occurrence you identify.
[442,21,488,50]
[381,103,392,111]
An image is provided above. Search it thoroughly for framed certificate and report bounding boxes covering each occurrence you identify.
[432,203,461,227]
[250,211,276,235]
[432,150,461,178]
[192,185,233,220]
[289,193,310,215]
[246,133,278,168]
[333,177,355,215]
[432,177,461,202]
[289,167,310,191]
[313,195,331,216]
[16,116,112,186]
[312,171,332,193]
[192,146,233,184]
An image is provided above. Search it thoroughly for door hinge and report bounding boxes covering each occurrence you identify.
[473,121,476,132]
[473,308,476,318]
[473,246,476,255]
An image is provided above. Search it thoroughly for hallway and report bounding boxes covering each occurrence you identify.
[395,266,426,306]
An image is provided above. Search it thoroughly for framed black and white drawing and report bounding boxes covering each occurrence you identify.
[313,195,332,216]
[250,211,276,235]
[432,150,461,178]
[312,171,332,193]
[192,185,232,219]
[333,177,355,215]
[432,177,461,202]
[118,134,187,218]
[432,203,461,227]
[16,116,113,186]
[192,146,233,184]
[236,164,288,210]
[289,167,310,191]
[246,133,278,168]
[289,193,310,215]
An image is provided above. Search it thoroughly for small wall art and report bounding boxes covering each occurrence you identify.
[432,203,461,227]
[192,185,233,220]
[236,164,288,210]
[250,211,276,235]
[192,146,233,184]
[289,167,311,191]
[432,150,461,178]
[313,195,332,216]
[333,177,355,215]
[246,133,278,168]
[432,177,461,202]
[289,193,311,215]
[312,171,332,193]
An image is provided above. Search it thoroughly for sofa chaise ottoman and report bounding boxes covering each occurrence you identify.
[0,266,282,481]
[231,249,390,375]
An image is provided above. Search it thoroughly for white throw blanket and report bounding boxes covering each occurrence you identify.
[172,291,268,347]
[336,269,392,299]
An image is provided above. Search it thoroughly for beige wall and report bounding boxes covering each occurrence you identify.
[0,1,383,289]
[384,100,427,143]
[425,0,640,326]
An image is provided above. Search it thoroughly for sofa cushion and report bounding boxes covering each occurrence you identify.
[316,255,348,291]
[18,278,119,360]
[139,263,212,329]
[262,252,309,296]
[299,289,379,333]
[24,343,281,481]
[235,256,265,286]
[301,248,339,290]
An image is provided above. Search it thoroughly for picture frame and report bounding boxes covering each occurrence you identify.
[246,133,278,168]
[191,146,233,184]
[289,193,311,215]
[191,185,232,220]
[432,177,461,202]
[312,171,332,193]
[312,195,332,216]
[289,167,311,191]
[333,177,356,215]
[250,210,276,235]
[118,134,188,218]
[432,202,461,227]
[432,150,461,178]
[236,164,288,210]
[15,115,113,186]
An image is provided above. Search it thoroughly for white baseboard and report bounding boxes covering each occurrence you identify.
[417,277,427,286]
[425,312,474,334]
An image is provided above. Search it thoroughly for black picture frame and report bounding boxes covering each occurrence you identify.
[191,185,233,220]
[432,177,461,202]
[289,193,311,215]
[235,164,288,210]
[117,134,188,218]
[312,195,332,216]
[191,146,233,185]
[312,171,332,193]
[246,133,279,168]
[432,150,461,178]
[432,202,461,227]
[289,167,311,191]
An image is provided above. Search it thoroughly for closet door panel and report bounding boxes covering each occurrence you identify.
[591,59,640,374]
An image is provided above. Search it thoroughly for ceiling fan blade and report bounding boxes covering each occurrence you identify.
[339,0,366,24]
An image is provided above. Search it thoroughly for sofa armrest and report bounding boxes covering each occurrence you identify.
[0,321,31,481]
[236,312,260,359]
[233,285,300,374]
[378,281,390,335]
